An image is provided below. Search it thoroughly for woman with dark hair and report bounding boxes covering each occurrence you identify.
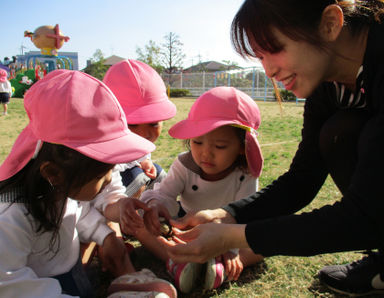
[158,1,384,296]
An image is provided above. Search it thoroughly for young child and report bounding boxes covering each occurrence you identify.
[92,59,176,236]
[0,69,12,116]
[0,70,177,298]
[138,86,264,293]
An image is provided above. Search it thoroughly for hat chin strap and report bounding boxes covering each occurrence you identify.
[32,140,43,159]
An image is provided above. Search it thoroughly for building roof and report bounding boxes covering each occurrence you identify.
[103,55,126,66]
[183,60,242,73]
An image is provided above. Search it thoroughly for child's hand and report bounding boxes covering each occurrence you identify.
[143,199,171,235]
[99,233,130,277]
[222,250,243,281]
[119,197,149,236]
[140,159,157,180]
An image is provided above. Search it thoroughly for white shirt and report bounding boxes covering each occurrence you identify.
[0,80,12,93]
[0,198,112,298]
[140,152,258,217]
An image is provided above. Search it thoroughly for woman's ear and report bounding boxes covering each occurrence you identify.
[40,162,64,186]
[319,4,344,42]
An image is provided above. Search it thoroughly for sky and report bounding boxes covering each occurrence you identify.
[0,0,260,70]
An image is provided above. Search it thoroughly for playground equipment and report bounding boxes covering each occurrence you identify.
[23,24,72,73]
[6,24,73,97]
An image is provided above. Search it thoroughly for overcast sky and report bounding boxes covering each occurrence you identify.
[0,0,261,70]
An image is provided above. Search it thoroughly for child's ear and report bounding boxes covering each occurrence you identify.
[40,162,64,186]
[318,4,344,42]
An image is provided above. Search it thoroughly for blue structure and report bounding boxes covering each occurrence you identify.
[16,51,79,72]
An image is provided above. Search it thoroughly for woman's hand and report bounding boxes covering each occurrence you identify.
[119,197,149,236]
[159,222,248,264]
[170,208,237,230]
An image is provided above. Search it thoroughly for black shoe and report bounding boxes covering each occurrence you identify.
[318,251,384,296]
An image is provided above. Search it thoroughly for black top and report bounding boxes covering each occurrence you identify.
[223,22,384,257]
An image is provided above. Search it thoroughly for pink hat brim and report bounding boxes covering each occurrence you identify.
[67,128,155,164]
[245,131,263,178]
[124,99,176,124]
[0,125,155,182]
[0,126,39,181]
[169,119,244,139]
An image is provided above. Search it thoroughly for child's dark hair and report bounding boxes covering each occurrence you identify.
[184,126,248,173]
[231,0,384,59]
[0,143,114,252]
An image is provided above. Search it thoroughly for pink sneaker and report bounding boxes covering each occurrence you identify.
[204,257,226,290]
[166,258,202,293]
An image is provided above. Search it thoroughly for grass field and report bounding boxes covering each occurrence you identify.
[0,97,376,297]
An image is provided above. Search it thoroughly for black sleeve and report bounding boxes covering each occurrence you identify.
[224,83,384,256]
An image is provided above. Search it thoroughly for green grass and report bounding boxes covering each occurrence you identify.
[0,98,376,297]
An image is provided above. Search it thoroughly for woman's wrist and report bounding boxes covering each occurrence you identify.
[211,208,237,224]
[225,223,248,249]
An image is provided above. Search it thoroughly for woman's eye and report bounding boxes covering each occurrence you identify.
[192,140,202,145]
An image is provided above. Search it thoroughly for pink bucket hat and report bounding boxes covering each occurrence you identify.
[103,59,176,124]
[169,86,263,177]
[0,69,155,181]
[0,69,7,82]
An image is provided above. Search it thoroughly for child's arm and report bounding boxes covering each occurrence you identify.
[92,167,127,220]
[76,201,114,246]
[140,157,186,218]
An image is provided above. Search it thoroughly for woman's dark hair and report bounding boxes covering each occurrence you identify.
[184,125,248,173]
[0,143,114,252]
[231,0,384,59]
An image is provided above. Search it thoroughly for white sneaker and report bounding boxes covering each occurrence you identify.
[204,257,226,290]
[107,268,177,298]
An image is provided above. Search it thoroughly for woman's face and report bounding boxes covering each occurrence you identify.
[253,29,332,98]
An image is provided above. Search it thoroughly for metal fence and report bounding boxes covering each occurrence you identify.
[161,66,279,101]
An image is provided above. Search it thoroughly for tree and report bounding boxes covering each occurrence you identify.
[136,40,164,73]
[83,49,109,80]
[160,32,185,74]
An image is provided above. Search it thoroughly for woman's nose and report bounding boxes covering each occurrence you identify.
[262,57,278,78]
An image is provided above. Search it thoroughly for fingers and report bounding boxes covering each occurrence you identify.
[222,252,243,281]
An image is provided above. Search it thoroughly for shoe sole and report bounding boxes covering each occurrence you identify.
[325,284,384,297]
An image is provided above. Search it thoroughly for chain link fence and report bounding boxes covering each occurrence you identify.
[161,66,281,101]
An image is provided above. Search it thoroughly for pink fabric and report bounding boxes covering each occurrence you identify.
[213,257,225,289]
[103,59,176,124]
[0,69,7,82]
[0,69,155,181]
[169,86,263,177]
